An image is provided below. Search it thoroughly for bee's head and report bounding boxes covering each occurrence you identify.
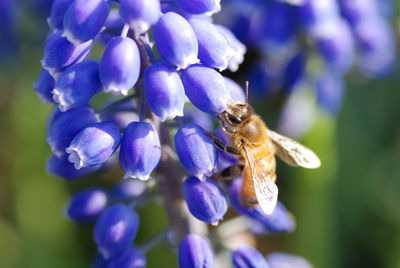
[218,102,253,129]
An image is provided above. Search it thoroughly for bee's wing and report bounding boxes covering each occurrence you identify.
[242,145,278,215]
[268,130,321,169]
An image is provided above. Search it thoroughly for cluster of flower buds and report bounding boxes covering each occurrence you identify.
[215,0,397,135]
[32,0,350,267]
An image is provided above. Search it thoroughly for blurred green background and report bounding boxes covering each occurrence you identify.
[1,2,400,268]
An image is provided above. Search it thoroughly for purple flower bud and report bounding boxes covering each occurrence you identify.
[66,188,108,222]
[41,31,93,77]
[144,63,185,121]
[178,106,214,130]
[315,70,344,116]
[47,154,99,180]
[183,176,227,225]
[298,0,340,28]
[181,65,231,114]
[229,179,295,233]
[214,25,246,72]
[109,179,147,201]
[339,0,377,26]
[52,60,102,111]
[174,124,216,179]
[100,37,140,95]
[63,0,110,44]
[119,122,161,180]
[283,52,305,93]
[214,127,237,172]
[34,69,55,103]
[47,106,100,156]
[108,247,146,268]
[119,0,161,35]
[175,0,221,15]
[224,77,245,103]
[189,19,233,71]
[102,101,139,129]
[66,122,121,169]
[266,253,313,268]
[94,204,139,259]
[232,246,270,268]
[92,254,109,268]
[178,234,214,268]
[154,12,199,69]
[49,0,74,31]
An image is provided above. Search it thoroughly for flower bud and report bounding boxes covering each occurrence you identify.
[92,254,109,268]
[94,204,139,259]
[47,154,99,180]
[178,234,214,268]
[63,0,110,44]
[183,176,227,225]
[181,65,231,114]
[229,178,295,233]
[283,52,305,94]
[154,12,199,69]
[34,69,55,103]
[189,19,233,71]
[224,77,245,103]
[214,25,246,72]
[175,0,221,15]
[66,122,121,169]
[214,127,237,173]
[119,0,161,35]
[315,70,344,116]
[52,60,102,111]
[266,253,313,268]
[49,0,74,31]
[232,246,270,268]
[298,0,339,28]
[144,63,185,121]
[119,122,161,180]
[41,31,93,77]
[108,247,146,268]
[174,124,216,179]
[66,188,108,222]
[100,37,140,95]
[47,106,100,156]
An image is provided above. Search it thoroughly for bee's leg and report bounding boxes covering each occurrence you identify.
[205,131,240,155]
[217,164,245,181]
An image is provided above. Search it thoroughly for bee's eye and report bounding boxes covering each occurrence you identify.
[227,114,241,124]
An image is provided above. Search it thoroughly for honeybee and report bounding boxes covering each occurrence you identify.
[206,101,320,215]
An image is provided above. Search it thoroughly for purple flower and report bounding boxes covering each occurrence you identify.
[174,124,216,179]
[119,122,161,180]
[100,36,141,95]
[52,60,102,111]
[47,154,99,180]
[315,70,344,116]
[144,63,185,121]
[214,25,246,72]
[63,0,110,44]
[108,247,146,268]
[178,234,214,268]
[283,52,306,93]
[109,179,147,201]
[175,0,221,15]
[41,31,93,77]
[94,204,139,259]
[66,188,108,222]
[92,254,110,268]
[189,18,233,71]
[119,0,161,35]
[183,176,227,225]
[66,122,121,169]
[34,69,55,103]
[49,0,75,31]
[232,246,270,268]
[154,12,199,69]
[224,77,246,103]
[266,252,313,268]
[177,106,214,130]
[298,0,340,28]
[47,106,99,156]
[181,65,231,114]
[214,127,237,173]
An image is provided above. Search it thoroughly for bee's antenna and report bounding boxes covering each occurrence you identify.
[245,81,249,103]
